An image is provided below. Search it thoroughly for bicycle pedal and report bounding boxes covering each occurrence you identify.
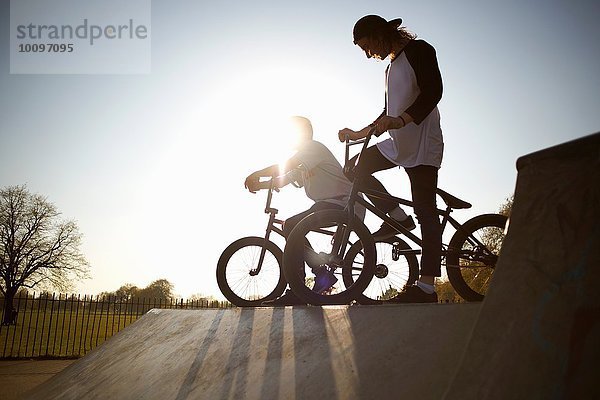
[392,242,401,261]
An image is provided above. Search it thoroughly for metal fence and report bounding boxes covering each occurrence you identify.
[0,292,233,359]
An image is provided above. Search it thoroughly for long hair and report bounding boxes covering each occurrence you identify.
[382,23,417,54]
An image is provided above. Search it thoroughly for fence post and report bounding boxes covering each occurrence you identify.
[78,295,87,356]
[44,293,55,357]
[83,295,94,355]
[63,294,74,357]
[89,295,98,351]
[17,292,28,358]
[36,294,49,356]
[102,296,110,348]
[24,292,35,357]
[72,294,81,356]
[53,294,63,356]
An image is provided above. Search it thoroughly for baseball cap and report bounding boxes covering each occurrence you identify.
[353,15,403,44]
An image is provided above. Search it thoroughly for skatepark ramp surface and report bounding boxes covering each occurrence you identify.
[26,132,599,400]
[26,304,480,400]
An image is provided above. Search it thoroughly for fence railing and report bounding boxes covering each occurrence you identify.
[0,292,233,359]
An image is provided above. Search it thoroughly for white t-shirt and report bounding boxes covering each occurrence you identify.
[376,39,444,169]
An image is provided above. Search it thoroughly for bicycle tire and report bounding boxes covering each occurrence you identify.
[343,237,419,305]
[283,210,375,305]
[216,236,287,307]
[446,213,508,302]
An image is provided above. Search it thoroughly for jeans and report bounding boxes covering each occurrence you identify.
[283,201,344,279]
[346,145,442,277]
[405,165,442,277]
[283,201,344,238]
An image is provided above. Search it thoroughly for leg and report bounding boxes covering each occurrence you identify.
[283,201,343,238]
[346,145,399,213]
[284,202,344,273]
[264,202,344,306]
[388,166,441,303]
[405,165,442,278]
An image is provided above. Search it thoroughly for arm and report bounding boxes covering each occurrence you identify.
[338,104,390,141]
[244,157,303,193]
[403,40,443,124]
[245,164,276,193]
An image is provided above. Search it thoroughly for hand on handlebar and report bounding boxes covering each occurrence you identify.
[244,174,262,193]
[338,126,375,142]
[338,128,357,142]
[245,174,280,194]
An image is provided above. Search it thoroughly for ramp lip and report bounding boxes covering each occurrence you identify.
[516,131,600,171]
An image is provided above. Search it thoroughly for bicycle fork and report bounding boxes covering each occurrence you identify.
[250,212,278,276]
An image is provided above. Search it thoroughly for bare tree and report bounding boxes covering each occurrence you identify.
[0,185,90,324]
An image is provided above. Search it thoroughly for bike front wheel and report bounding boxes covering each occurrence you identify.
[216,237,287,307]
[283,210,375,305]
[343,237,419,305]
[446,213,508,302]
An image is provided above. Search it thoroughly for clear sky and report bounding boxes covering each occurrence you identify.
[1,0,599,299]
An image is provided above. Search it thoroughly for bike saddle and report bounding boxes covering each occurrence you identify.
[436,189,472,209]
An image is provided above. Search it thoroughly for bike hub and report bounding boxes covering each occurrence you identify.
[375,263,389,279]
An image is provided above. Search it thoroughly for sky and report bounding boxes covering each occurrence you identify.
[1,0,599,299]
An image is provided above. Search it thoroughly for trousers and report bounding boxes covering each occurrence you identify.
[346,145,442,277]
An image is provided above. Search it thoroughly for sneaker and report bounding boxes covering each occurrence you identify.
[261,289,306,306]
[305,250,328,270]
[312,267,338,294]
[373,215,417,238]
[388,284,438,303]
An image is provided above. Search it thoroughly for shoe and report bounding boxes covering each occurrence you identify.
[312,267,338,294]
[261,289,306,306]
[372,215,416,238]
[305,250,328,270]
[388,284,438,303]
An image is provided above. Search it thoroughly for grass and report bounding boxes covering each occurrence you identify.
[0,309,144,358]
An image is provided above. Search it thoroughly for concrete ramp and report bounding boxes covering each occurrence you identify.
[26,304,479,400]
[26,132,600,400]
[445,132,600,399]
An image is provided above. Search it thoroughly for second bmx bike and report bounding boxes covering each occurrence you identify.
[283,131,508,305]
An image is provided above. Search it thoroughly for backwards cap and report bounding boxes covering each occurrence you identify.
[353,15,403,44]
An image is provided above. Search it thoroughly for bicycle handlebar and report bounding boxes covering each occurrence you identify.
[344,127,375,174]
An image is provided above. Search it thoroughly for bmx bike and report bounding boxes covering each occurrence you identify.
[283,130,508,305]
[216,180,288,306]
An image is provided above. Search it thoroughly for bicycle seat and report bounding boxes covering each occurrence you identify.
[436,189,472,209]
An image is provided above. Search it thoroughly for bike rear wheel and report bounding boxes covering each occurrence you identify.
[216,237,286,307]
[446,213,508,301]
[343,237,419,305]
[283,210,375,305]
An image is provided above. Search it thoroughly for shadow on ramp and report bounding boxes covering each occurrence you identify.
[25,304,479,400]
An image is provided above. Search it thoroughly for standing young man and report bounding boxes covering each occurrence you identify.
[339,15,444,303]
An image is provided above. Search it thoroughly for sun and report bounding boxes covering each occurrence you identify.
[131,61,364,298]
[197,65,333,166]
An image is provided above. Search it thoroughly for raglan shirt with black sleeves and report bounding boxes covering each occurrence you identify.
[376,39,444,168]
